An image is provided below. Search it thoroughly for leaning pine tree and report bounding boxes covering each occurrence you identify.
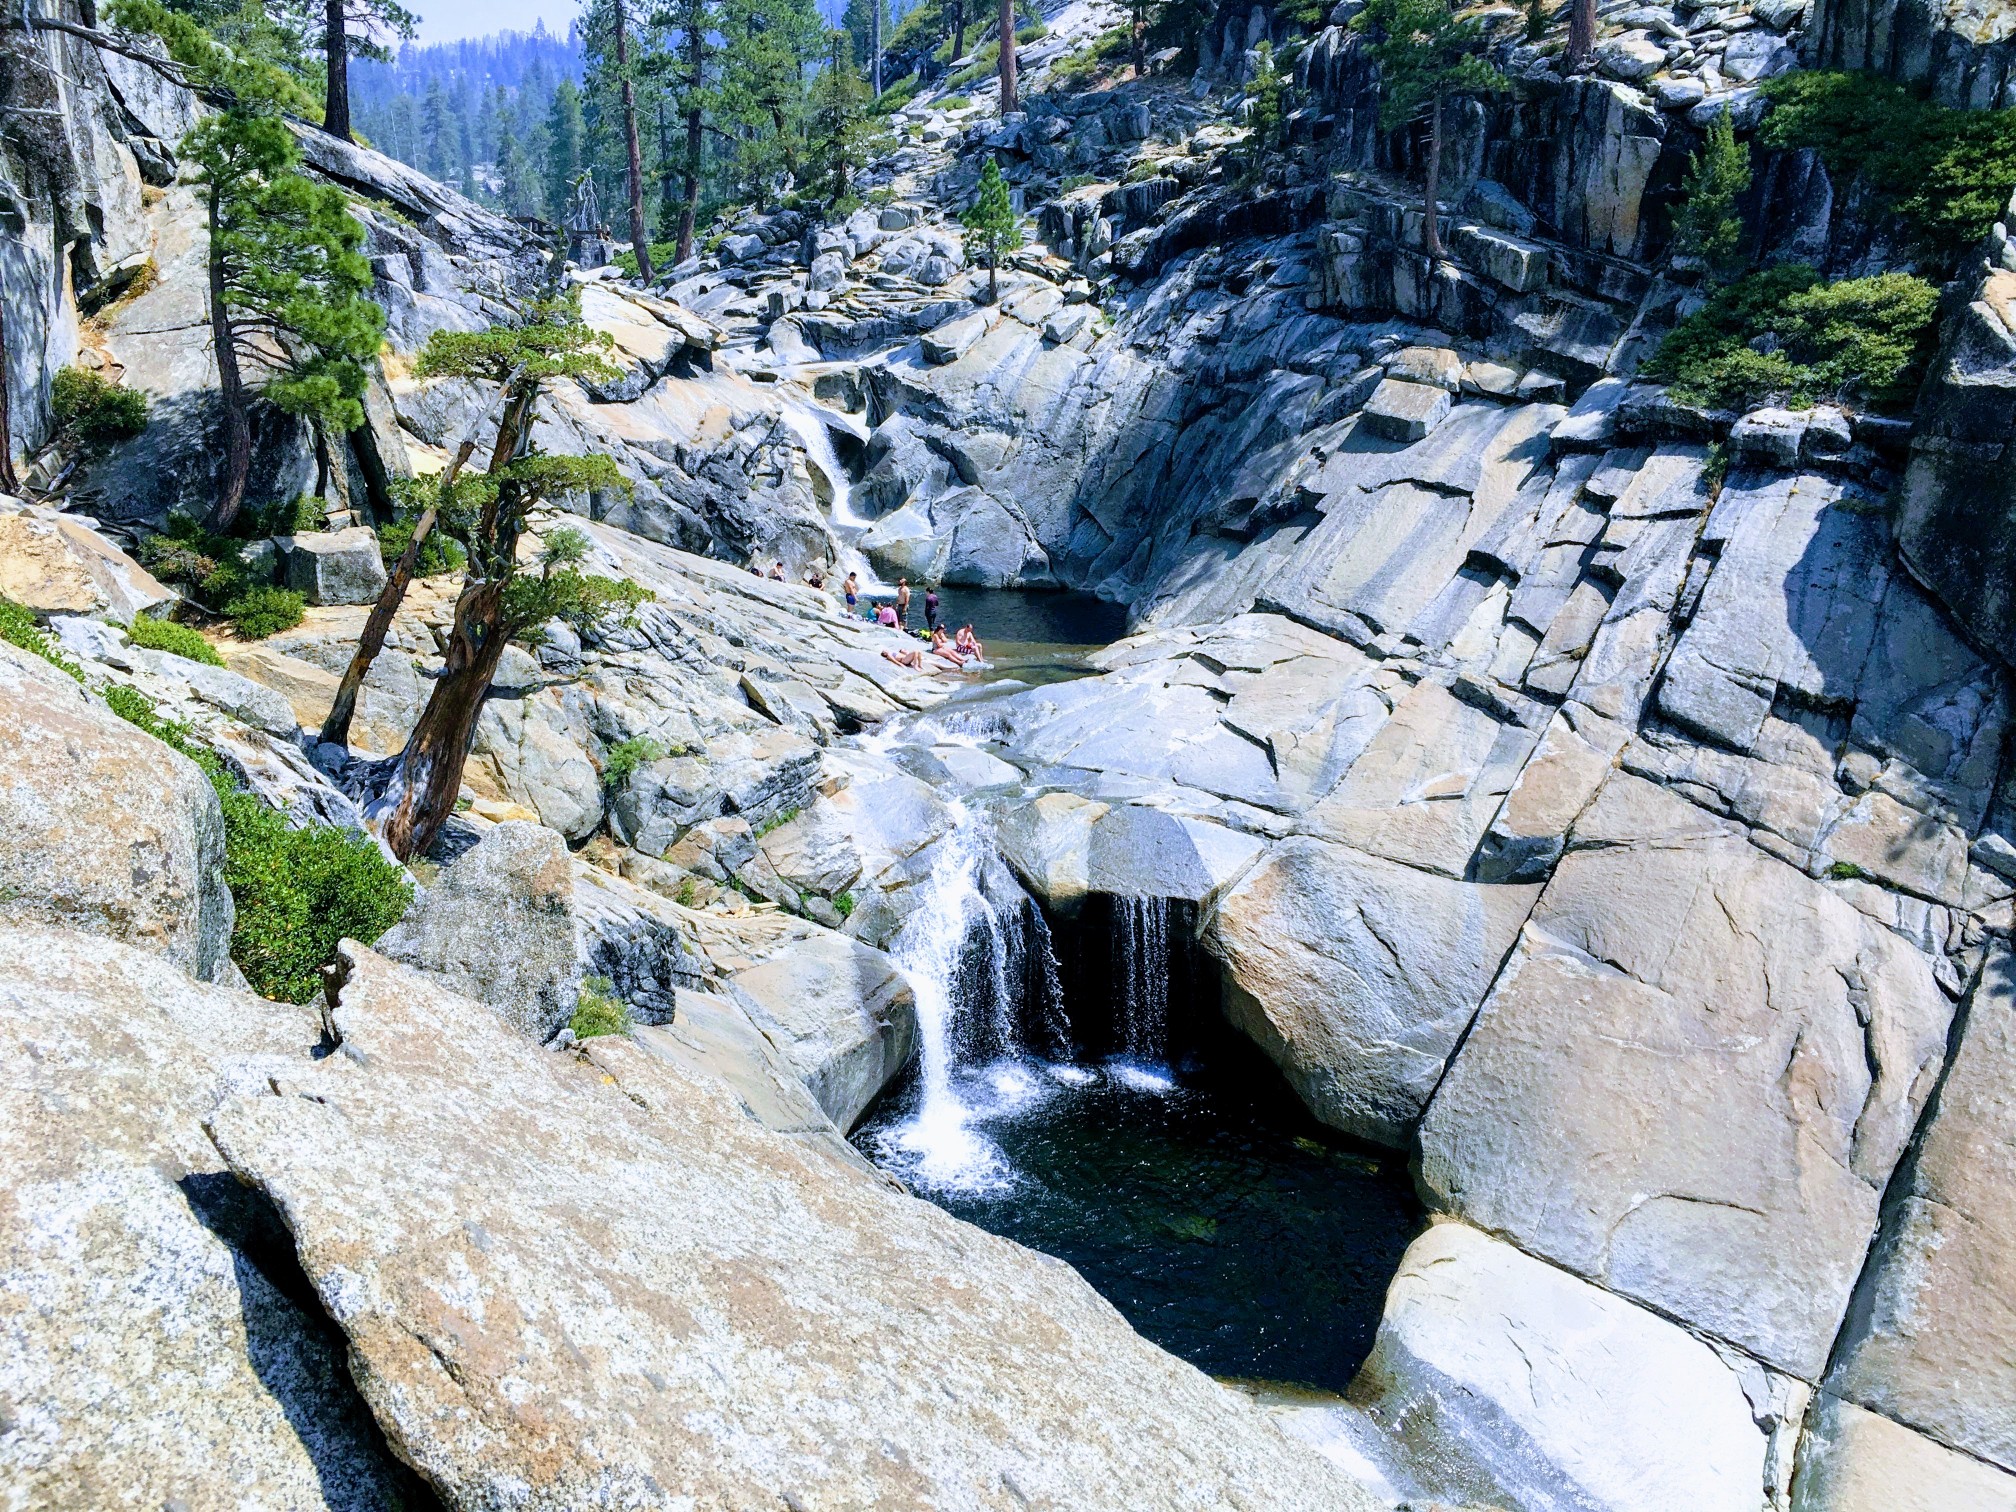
[961,156,1020,303]
[1351,0,1505,262]
[375,289,652,860]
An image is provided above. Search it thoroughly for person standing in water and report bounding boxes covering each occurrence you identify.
[895,577,911,627]
[924,585,940,631]
[843,572,859,613]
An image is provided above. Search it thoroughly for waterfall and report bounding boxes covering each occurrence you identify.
[874,803,1057,1191]
[1112,896,1171,1061]
[776,400,882,589]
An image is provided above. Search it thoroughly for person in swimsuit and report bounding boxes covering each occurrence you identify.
[955,624,984,662]
[768,560,785,580]
[843,572,858,612]
[929,626,966,668]
[805,565,825,590]
[895,578,911,627]
[924,586,940,631]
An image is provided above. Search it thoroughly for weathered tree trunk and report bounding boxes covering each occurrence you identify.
[323,0,353,141]
[1132,0,1146,78]
[322,437,476,749]
[674,28,705,265]
[204,194,252,533]
[1568,0,1595,68]
[871,0,882,95]
[1423,92,1444,260]
[950,0,966,62]
[379,575,514,859]
[998,0,1017,115]
[656,96,678,236]
[614,3,653,283]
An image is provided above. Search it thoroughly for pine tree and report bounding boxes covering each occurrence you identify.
[545,80,586,221]
[1672,113,1752,283]
[961,155,1020,302]
[1351,0,1506,260]
[843,0,888,95]
[806,29,873,208]
[657,0,723,265]
[321,0,418,143]
[1247,40,1284,170]
[421,76,451,178]
[583,0,656,280]
[181,108,385,531]
[718,0,822,207]
[374,288,650,859]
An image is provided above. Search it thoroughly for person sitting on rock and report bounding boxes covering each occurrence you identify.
[805,565,826,590]
[929,626,968,668]
[955,623,984,662]
[768,560,785,580]
[876,602,899,628]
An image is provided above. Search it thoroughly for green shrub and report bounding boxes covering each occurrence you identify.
[938,93,973,110]
[944,43,999,90]
[601,735,669,788]
[612,240,680,278]
[51,366,149,447]
[753,803,801,838]
[378,513,467,577]
[1672,113,1752,283]
[833,889,856,919]
[1049,25,1130,84]
[0,598,82,679]
[224,585,305,640]
[240,493,324,537]
[1826,860,1872,881]
[221,793,412,1003]
[1015,21,1047,42]
[570,975,633,1038]
[872,73,923,115]
[1641,264,1941,412]
[126,613,225,666]
[1760,71,2016,261]
[104,683,411,1002]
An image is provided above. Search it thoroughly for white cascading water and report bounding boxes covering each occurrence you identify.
[875,802,1021,1192]
[1114,895,1171,1060]
[776,400,882,589]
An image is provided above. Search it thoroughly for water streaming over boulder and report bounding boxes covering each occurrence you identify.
[1112,896,1171,1060]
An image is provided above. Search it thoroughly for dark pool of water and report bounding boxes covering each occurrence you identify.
[852,1026,1423,1393]
[859,584,1128,652]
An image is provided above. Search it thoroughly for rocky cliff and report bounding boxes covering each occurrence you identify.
[6,1,2016,1509]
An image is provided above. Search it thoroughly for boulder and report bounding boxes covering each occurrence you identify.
[203,944,1383,1511]
[0,498,175,623]
[1791,1395,2016,1510]
[1828,943,2016,1471]
[1361,377,1452,441]
[376,820,581,1041]
[1730,406,1808,468]
[922,310,990,364]
[0,926,422,1508]
[1595,32,1668,78]
[1385,345,1463,391]
[730,929,917,1130]
[282,526,390,606]
[0,642,233,982]
[1208,835,1539,1146]
[1418,773,1955,1379]
[1339,1221,1771,1511]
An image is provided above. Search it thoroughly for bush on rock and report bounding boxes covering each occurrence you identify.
[126,614,225,666]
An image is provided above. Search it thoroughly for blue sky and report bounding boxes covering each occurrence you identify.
[412,1,579,43]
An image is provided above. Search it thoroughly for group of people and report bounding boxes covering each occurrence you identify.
[747,558,984,670]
